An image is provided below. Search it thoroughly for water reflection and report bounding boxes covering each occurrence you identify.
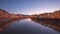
[31,18,60,32]
[0,18,60,34]
[0,19,24,32]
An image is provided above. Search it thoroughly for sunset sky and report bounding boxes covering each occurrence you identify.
[0,0,60,15]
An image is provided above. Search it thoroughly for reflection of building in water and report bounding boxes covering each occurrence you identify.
[31,18,60,32]
[0,19,24,32]
[0,20,14,31]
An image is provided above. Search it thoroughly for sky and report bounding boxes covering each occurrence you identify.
[0,0,60,15]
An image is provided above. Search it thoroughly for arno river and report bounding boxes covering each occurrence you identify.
[0,18,60,34]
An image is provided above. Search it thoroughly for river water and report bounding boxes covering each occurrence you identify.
[0,18,60,34]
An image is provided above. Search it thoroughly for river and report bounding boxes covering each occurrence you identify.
[0,18,60,34]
